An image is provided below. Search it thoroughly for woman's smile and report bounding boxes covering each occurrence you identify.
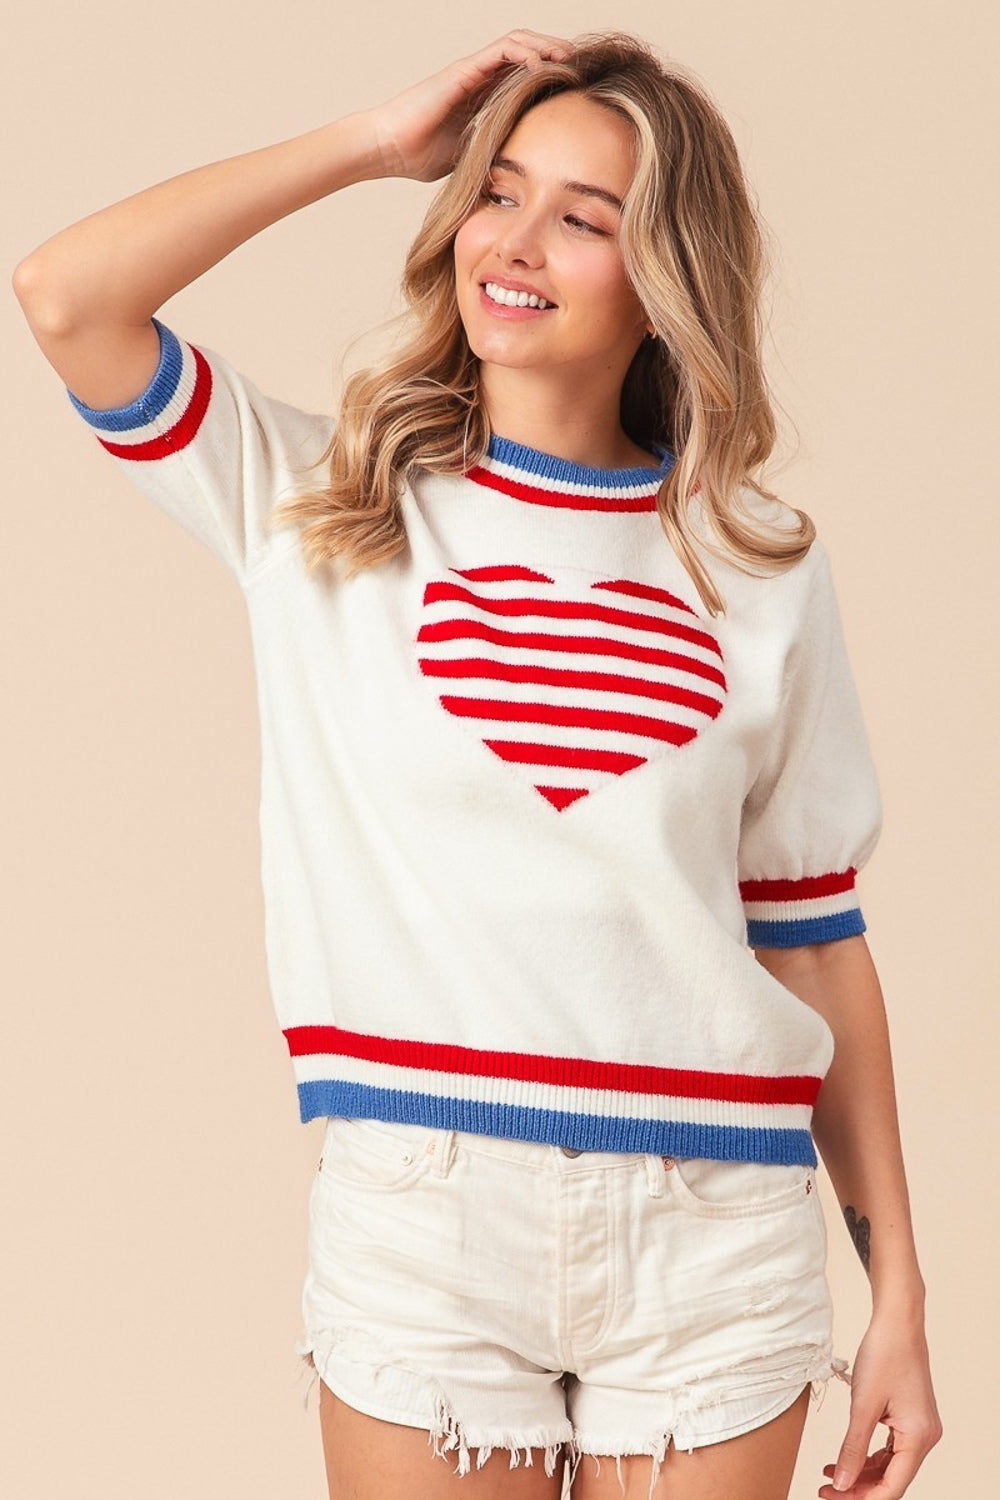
[479,280,556,317]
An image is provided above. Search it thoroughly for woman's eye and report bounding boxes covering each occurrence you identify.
[480,189,607,237]
[566,216,606,236]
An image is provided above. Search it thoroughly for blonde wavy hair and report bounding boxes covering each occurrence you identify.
[271,31,813,615]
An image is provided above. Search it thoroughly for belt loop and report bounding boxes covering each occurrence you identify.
[431,1127,457,1178]
[644,1154,665,1198]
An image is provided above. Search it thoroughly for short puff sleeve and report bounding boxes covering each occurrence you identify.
[737,540,883,947]
[66,317,332,587]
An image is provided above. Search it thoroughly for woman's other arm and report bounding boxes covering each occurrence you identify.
[754,934,942,1497]
[11,30,570,411]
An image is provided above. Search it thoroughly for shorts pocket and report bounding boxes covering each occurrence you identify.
[313,1116,436,1196]
[663,1155,816,1220]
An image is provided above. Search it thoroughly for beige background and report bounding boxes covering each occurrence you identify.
[3,1,995,1494]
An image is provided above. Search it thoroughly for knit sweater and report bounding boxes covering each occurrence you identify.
[66,318,883,1167]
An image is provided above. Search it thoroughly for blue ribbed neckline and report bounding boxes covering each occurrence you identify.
[487,433,674,487]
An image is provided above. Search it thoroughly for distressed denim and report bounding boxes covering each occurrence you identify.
[297,1116,844,1496]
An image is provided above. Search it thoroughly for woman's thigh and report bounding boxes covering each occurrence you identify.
[319,1382,810,1500]
[319,1384,568,1500]
[571,1385,811,1500]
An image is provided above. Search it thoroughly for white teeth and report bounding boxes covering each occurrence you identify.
[484,281,551,310]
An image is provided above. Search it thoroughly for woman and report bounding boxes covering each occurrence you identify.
[13,27,940,1500]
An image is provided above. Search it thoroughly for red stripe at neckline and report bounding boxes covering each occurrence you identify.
[465,464,661,512]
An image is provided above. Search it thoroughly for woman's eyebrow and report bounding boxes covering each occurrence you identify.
[490,155,623,213]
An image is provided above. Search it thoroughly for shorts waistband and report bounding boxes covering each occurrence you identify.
[320,1114,671,1185]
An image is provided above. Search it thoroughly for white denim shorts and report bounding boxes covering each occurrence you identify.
[297,1116,844,1494]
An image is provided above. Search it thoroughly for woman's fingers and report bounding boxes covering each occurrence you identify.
[473,28,574,63]
[829,1395,885,1492]
[447,32,572,99]
[819,1441,891,1494]
[818,1419,940,1497]
[818,1448,920,1498]
[371,31,574,181]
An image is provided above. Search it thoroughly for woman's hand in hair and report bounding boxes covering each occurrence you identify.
[367,30,572,182]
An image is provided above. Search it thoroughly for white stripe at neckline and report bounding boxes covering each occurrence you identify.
[464,433,675,507]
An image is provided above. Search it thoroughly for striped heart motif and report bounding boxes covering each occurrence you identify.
[416,564,727,809]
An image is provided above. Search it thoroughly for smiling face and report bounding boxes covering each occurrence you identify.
[453,91,650,385]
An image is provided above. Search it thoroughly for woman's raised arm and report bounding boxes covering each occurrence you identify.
[10,111,388,410]
[11,29,570,412]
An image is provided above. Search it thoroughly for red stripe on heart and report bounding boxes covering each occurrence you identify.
[537,785,589,809]
[442,695,701,745]
[417,566,727,808]
[484,740,649,773]
[417,619,728,691]
[423,580,723,658]
[591,578,698,615]
[422,657,724,718]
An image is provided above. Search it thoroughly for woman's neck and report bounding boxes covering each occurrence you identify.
[479,364,653,471]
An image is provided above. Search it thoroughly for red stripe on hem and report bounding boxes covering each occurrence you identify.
[739,870,858,903]
[282,1025,821,1106]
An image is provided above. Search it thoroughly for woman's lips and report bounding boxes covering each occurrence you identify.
[478,285,556,320]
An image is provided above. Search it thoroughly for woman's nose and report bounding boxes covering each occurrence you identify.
[495,209,546,268]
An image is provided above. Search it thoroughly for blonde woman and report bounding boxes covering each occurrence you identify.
[13,28,940,1500]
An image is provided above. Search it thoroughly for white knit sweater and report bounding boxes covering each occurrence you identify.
[66,318,882,1166]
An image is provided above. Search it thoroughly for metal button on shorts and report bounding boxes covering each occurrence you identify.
[560,1146,584,1157]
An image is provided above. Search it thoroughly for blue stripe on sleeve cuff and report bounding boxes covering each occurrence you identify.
[746,908,867,948]
[66,317,182,430]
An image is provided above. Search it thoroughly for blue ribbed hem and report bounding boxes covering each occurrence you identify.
[746,908,867,948]
[295,1082,818,1166]
[487,433,675,487]
[66,317,181,429]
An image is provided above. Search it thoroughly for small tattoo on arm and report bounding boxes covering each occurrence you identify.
[844,1205,871,1272]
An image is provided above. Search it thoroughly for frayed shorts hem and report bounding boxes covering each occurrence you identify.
[569,1350,850,1458]
[298,1343,572,1479]
[297,1336,850,1492]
